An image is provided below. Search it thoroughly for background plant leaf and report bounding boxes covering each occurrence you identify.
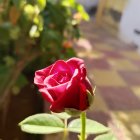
[0,65,13,95]
[37,0,47,11]
[12,74,28,95]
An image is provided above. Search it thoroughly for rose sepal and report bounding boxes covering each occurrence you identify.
[51,112,71,120]
[65,108,82,117]
[87,86,96,108]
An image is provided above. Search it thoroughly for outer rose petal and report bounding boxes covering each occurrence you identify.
[50,69,86,113]
[79,83,89,110]
[49,60,71,75]
[34,65,52,88]
[84,77,93,94]
[39,88,54,103]
[66,57,84,73]
[47,82,68,99]
[44,74,59,87]
[80,66,86,78]
[39,81,69,102]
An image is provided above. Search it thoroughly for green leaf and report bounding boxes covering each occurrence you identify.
[19,113,65,134]
[3,56,15,66]
[0,22,11,43]
[12,74,28,95]
[16,74,28,88]
[94,132,118,140]
[52,112,71,120]
[76,4,89,21]
[12,0,24,8]
[12,86,20,95]
[0,65,13,95]
[61,0,75,7]
[37,0,46,11]
[68,119,109,134]
[24,4,35,16]
[10,26,20,40]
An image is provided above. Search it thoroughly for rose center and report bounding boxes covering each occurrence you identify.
[53,72,70,84]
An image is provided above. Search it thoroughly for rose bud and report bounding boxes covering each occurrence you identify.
[34,57,95,113]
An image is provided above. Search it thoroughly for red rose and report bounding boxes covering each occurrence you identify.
[34,57,94,113]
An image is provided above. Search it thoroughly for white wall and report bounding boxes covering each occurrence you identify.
[120,0,140,49]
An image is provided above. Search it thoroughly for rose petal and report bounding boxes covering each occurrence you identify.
[44,74,59,87]
[50,83,80,113]
[80,66,86,78]
[83,77,93,94]
[66,57,84,73]
[66,69,80,89]
[34,65,52,88]
[79,83,89,110]
[67,57,84,66]
[48,82,68,100]
[52,71,71,84]
[39,88,54,103]
[49,60,71,75]
[50,69,81,112]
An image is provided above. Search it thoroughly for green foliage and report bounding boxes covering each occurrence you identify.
[12,74,28,95]
[68,119,109,134]
[0,23,12,44]
[0,65,13,94]
[61,0,89,20]
[19,113,64,134]
[52,112,71,120]
[16,74,28,88]
[94,132,118,140]
[19,113,116,140]
[37,0,47,11]
[0,0,88,100]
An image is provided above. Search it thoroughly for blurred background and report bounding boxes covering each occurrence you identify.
[0,0,140,140]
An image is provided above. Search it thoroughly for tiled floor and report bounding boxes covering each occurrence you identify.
[75,19,140,140]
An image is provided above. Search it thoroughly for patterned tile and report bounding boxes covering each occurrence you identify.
[77,52,89,58]
[121,51,140,60]
[119,71,140,86]
[76,38,93,51]
[89,88,109,112]
[76,49,105,59]
[105,39,136,52]
[98,87,140,110]
[106,38,125,47]
[103,50,124,58]
[132,60,140,68]
[94,43,114,51]
[84,58,111,70]
[92,69,126,86]
[108,59,139,71]
[78,18,140,140]
[85,33,99,40]
[87,51,105,59]
[115,111,140,140]
[131,86,140,98]
[87,111,112,126]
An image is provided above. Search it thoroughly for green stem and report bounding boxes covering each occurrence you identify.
[62,119,68,140]
[80,112,86,140]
